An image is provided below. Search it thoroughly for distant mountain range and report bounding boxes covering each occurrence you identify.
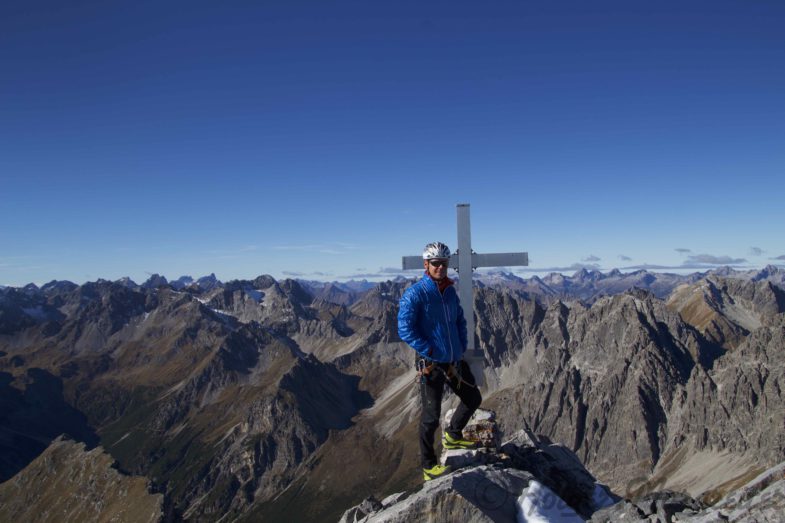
[9,264,783,304]
[1,265,784,521]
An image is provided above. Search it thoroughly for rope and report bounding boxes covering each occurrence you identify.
[416,359,478,390]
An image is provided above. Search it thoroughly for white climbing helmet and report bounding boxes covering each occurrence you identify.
[422,242,451,260]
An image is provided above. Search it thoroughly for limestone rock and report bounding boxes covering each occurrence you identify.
[338,496,383,523]
[341,411,622,522]
[340,465,534,523]
[3,271,785,522]
[667,276,785,350]
[0,436,163,523]
[501,427,614,518]
[443,407,502,449]
[591,491,702,523]
[678,461,785,523]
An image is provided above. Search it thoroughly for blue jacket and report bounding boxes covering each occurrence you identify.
[398,273,468,363]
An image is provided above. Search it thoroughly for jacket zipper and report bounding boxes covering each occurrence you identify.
[440,289,455,363]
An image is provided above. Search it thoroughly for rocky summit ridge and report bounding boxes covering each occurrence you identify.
[1,267,784,521]
[0,435,163,523]
[339,409,620,523]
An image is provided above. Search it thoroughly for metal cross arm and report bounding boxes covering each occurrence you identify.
[400,203,529,387]
[401,252,528,271]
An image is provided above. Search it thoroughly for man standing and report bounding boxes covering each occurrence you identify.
[398,241,483,481]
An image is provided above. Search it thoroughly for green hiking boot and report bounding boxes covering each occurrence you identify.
[442,432,478,450]
[423,464,452,481]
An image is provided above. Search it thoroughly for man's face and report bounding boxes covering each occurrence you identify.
[424,258,449,281]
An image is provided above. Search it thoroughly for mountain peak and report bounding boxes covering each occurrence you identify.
[142,274,168,289]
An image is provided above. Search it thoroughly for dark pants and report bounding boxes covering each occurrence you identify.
[419,359,482,468]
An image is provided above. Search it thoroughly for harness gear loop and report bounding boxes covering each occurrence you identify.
[416,358,435,384]
[415,359,478,390]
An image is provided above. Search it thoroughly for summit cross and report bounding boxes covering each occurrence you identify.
[401,203,529,386]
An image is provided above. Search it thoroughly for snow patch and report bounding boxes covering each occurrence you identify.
[216,423,242,446]
[516,481,583,523]
[209,308,238,326]
[110,432,132,447]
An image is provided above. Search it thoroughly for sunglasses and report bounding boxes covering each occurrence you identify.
[429,260,448,268]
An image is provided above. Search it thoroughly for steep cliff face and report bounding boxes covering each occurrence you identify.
[478,278,785,501]
[667,276,785,351]
[0,280,372,521]
[468,279,783,504]
[0,368,98,482]
[669,319,785,466]
[1,273,783,522]
[482,290,702,493]
[0,436,163,523]
[336,412,619,523]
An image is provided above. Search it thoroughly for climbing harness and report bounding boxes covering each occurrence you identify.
[416,358,478,390]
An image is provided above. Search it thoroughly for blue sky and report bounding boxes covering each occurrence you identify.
[2,0,784,286]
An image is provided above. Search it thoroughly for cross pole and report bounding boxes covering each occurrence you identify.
[401,203,529,386]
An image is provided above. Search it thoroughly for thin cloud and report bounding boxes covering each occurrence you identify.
[478,267,516,273]
[569,263,601,271]
[773,255,785,261]
[380,267,406,274]
[283,270,334,279]
[343,272,392,279]
[273,243,358,255]
[202,245,261,259]
[582,255,601,262]
[0,255,50,272]
[341,267,410,279]
[273,245,316,251]
[621,263,693,271]
[675,248,692,255]
[344,273,386,279]
[685,254,747,265]
[618,255,632,261]
[516,263,602,273]
[749,247,765,257]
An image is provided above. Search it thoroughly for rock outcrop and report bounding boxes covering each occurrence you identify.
[667,276,785,351]
[0,436,163,523]
[339,409,618,523]
[0,280,373,521]
[1,270,783,522]
[482,290,702,493]
[678,461,785,522]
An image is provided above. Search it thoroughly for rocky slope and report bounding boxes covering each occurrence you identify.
[667,276,785,350]
[0,279,372,521]
[472,265,785,303]
[480,288,703,493]
[337,411,619,523]
[1,269,783,521]
[0,436,163,523]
